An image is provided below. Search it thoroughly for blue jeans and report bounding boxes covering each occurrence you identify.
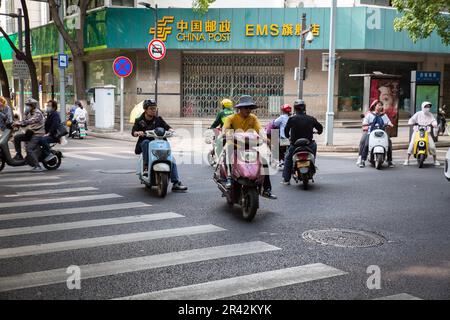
[141,140,180,183]
[282,142,317,182]
[38,136,58,158]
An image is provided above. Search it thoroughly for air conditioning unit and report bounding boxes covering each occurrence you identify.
[285,0,304,8]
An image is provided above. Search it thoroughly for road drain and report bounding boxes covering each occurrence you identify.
[302,228,386,248]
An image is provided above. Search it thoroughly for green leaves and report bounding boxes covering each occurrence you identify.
[192,0,216,14]
[392,0,450,45]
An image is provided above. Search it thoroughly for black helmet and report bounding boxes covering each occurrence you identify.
[154,127,166,137]
[143,99,157,109]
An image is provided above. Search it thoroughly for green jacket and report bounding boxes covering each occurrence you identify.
[210,108,234,128]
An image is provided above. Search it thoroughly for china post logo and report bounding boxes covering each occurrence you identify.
[149,16,175,41]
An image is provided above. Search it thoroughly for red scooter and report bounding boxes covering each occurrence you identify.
[213,132,264,221]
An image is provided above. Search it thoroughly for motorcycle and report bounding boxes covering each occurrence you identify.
[72,116,87,139]
[137,127,174,198]
[0,127,63,172]
[412,124,433,168]
[291,135,317,190]
[213,131,264,221]
[368,124,389,170]
[205,128,222,166]
[437,107,447,138]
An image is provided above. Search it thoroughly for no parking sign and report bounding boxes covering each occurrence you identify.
[112,56,133,78]
[148,39,166,61]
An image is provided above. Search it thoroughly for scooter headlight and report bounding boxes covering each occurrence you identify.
[152,149,170,160]
[239,150,258,163]
[374,131,384,138]
[418,141,426,148]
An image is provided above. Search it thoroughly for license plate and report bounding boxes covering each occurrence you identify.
[296,161,310,168]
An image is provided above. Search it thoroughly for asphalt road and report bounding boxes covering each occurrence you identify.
[0,136,448,300]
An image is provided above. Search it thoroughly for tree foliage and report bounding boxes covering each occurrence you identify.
[392,0,450,45]
[192,0,216,14]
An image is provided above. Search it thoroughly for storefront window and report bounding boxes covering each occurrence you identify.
[338,59,417,112]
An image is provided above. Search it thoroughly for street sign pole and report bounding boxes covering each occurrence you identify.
[17,8,24,119]
[325,0,337,146]
[120,76,124,133]
[112,56,133,133]
[154,4,158,104]
[58,2,66,123]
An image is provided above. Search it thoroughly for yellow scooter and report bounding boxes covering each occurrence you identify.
[412,124,433,168]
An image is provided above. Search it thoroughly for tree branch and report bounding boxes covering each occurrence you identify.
[48,0,79,53]
[20,0,32,59]
[0,27,23,58]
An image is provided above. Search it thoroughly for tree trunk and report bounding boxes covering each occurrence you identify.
[25,56,39,100]
[73,53,86,101]
[0,54,11,102]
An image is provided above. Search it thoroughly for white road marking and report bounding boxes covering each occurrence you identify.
[116,263,347,300]
[0,202,151,221]
[0,212,183,237]
[0,241,279,292]
[0,193,122,209]
[0,176,60,183]
[3,180,89,188]
[63,153,102,161]
[4,187,98,198]
[374,293,422,300]
[0,224,225,259]
[84,151,131,159]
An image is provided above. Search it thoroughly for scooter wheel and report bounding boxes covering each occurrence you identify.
[418,154,426,168]
[242,188,258,221]
[43,153,62,170]
[0,152,5,172]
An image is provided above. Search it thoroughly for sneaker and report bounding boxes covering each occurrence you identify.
[280,180,290,185]
[44,154,57,162]
[172,181,188,191]
[434,160,441,166]
[31,166,44,172]
[359,161,365,168]
[225,177,232,189]
[403,160,409,166]
[143,166,148,176]
[262,189,277,200]
[388,161,395,168]
[356,156,361,165]
[13,154,24,161]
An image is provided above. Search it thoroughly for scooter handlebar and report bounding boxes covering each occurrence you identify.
[145,130,175,138]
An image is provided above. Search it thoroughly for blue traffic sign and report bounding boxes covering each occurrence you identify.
[58,53,69,69]
[113,56,133,78]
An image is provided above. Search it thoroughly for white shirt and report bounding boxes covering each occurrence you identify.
[362,113,392,133]
[73,107,88,122]
[273,114,290,139]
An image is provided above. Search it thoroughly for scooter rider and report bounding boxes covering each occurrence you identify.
[356,99,378,165]
[359,103,394,168]
[281,99,323,185]
[12,98,45,171]
[72,101,88,133]
[272,104,292,167]
[37,100,61,163]
[210,98,234,129]
[132,99,187,191]
[403,101,440,166]
[222,95,277,199]
[0,96,13,131]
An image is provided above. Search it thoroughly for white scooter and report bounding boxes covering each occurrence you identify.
[368,124,389,170]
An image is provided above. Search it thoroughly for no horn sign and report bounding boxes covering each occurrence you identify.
[113,56,133,78]
[148,39,166,61]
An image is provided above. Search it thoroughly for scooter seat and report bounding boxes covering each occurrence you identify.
[294,138,311,147]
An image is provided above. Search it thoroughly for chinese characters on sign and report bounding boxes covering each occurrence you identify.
[148,16,321,42]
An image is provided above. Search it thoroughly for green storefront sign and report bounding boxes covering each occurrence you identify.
[1,6,448,60]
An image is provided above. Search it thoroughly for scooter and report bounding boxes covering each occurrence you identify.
[72,116,87,139]
[437,107,447,138]
[137,127,174,198]
[213,132,264,221]
[205,128,222,166]
[291,135,317,190]
[412,124,433,168]
[368,124,389,170]
[0,127,63,172]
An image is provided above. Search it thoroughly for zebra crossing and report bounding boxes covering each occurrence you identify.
[0,171,422,300]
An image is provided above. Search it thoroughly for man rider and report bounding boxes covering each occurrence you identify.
[131,99,187,192]
[37,100,61,163]
[0,96,13,131]
[403,101,440,166]
[12,98,45,171]
[222,95,277,199]
[281,99,323,185]
[359,103,395,168]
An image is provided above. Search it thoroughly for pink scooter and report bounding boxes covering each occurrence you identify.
[213,132,264,221]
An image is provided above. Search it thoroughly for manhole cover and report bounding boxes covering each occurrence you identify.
[302,228,386,248]
[98,169,135,174]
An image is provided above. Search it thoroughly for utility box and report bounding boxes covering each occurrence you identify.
[89,85,116,130]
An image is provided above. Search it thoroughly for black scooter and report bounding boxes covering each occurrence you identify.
[0,127,63,172]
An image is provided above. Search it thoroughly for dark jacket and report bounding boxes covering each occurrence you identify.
[131,113,171,154]
[284,112,323,144]
[45,111,61,138]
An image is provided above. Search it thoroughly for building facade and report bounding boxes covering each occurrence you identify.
[1,4,449,122]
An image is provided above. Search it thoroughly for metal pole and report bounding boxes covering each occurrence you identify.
[297,13,306,99]
[325,0,337,145]
[50,57,55,100]
[17,8,24,118]
[58,1,66,123]
[120,76,124,133]
[154,4,158,104]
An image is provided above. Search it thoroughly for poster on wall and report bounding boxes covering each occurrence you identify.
[415,85,439,115]
[369,78,400,137]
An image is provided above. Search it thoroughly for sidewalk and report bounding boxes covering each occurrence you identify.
[88,124,450,153]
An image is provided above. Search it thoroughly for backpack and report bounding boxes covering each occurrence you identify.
[370,114,384,132]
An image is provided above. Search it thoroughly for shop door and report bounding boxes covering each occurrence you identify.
[181,54,284,118]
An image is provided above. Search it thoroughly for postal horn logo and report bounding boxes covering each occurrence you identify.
[149,16,175,41]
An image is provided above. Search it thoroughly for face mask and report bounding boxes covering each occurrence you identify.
[24,106,30,114]
[424,107,431,114]
[46,106,52,113]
